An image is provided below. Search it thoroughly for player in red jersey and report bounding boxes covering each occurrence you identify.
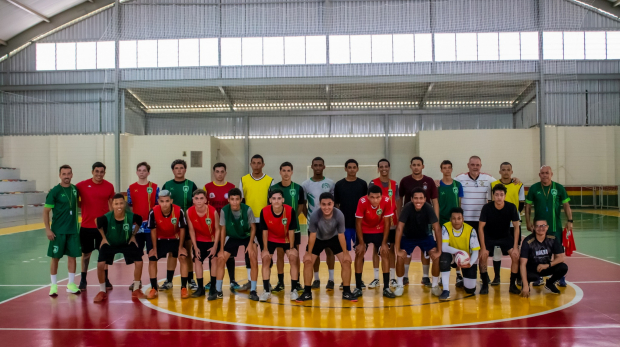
[354,185,394,298]
[76,162,115,291]
[204,162,238,290]
[145,190,189,300]
[186,190,220,299]
[126,162,159,291]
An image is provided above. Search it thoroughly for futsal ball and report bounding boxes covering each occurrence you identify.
[455,250,470,267]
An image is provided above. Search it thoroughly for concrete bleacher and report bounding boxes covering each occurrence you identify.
[0,168,45,228]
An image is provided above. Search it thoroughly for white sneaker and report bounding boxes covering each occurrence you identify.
[431,285,442,297]
[290,290,299,301]
[259,291,271,302]
[368,279,380,288]
[389,279,397,288]
[394,284,404,297]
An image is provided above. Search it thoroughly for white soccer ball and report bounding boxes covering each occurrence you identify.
[455,250,470,267]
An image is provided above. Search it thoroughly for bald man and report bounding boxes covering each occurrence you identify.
[525,165,573,287]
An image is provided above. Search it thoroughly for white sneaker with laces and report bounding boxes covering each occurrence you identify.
[431,285,443,297]
[368,279,380,289]
[259,291,271,302]
[290,290,299,301]
[394,284,404,297]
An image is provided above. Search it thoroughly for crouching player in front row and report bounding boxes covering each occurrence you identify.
[438,207,480,301]
[93,194,144,303]
[146,190,189,299]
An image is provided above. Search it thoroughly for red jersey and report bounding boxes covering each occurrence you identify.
[261,204,294,243]
[76,179,115,228]
[187,205,217,242]
[204,181,236,214]
[355,195,393,234]
[150,204,183,239]
[128,181,158,221]
[371,178,398,226]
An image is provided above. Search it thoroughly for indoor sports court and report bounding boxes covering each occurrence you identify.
[1,0,620,346]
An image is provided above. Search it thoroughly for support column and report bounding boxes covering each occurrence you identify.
[244,115,250,175]
[114,0,121,191]
[538,0,546,167]
[384,114,389,159]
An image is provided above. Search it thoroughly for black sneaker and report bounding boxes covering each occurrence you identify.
[342,291,358,302]
[455,274,464,288]
[358,280,366,289]
[480,283,489,295]
[272,282,285,293]
[516,277,522,286]
[326,280,335,290]
[509,283,521,295]
[491,276,501,286]
[311,280,320,289]
[128,281,142,291]
[439,290,451,301]
[79,280,87,291]
[191,288,206,298]
[294,283,304,294]
[403,277,409,286]
[208,290,223,301]
[545,280,561,294]
[421,277,431,287]
[533,277,544,286]
[105,280,113,290]
[296,291,312,302]
[188,279,198,291]
[383,288,396,298]
[248,290,260,301]
[352,288,363,298]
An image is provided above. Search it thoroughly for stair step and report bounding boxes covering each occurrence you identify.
[0,192,46,206]
[0,168,21,180]
[0,181,36,193]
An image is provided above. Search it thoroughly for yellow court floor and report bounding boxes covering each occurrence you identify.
[141,263,580,330]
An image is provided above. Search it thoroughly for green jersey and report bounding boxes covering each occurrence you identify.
[162,179,198,213]
[222,204,252,239]
[45,184,79,235]
[438,180,463,225]
[525,181,570,235]
[270,181,305,232]
[104,211,135,247]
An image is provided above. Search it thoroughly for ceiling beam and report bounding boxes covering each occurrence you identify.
[218,86,235,111]
[419,82,434,109]
[6,0,50,23]
[512,81,536,108]
[614,0,620,7]
[0,39,7,46]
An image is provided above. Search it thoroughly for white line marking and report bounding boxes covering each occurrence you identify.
[0,285,106,287]
[569,281,620,284]
[573,252,620,267]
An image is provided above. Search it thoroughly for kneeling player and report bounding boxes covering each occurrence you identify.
[93,194,144,303]
[259,189,300,302]
[216,188,259,301]
[438,207,480,301]
[145,190,189,299]
[394,187,442,297]
[187,190,220,299]
[298,192,356,302]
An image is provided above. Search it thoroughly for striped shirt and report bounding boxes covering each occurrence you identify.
[455,172,496,222]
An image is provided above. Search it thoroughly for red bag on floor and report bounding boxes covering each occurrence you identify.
[563,228,576,256]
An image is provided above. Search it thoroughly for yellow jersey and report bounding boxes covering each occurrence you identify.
[240,173,273,220]
[442,221,481,254]
[490,180,524,208]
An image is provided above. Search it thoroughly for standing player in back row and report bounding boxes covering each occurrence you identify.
[163,159,199,291]
[127,161,159,291]
[399,157,439,287]
[44,165,81,296]
[302,157,336,290]
[204,162,238,290]
[270,162,305,294]
[76,162,115,291]
[239,154,274,291]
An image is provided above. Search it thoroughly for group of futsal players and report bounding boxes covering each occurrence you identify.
[43,154,571,303]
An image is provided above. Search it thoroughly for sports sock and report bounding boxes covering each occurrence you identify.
[263,280,270,292]
[328,269,334,282]
[68,273,75,284]
[51,274,57,285]
[181,277,188,288]
[81,272,87,281]
[373,268,379,280]
[197,278,204,288]
[166,270,174,282]
[210,276,216,290]
[404,264,410,276]
[133,281,141,291]
[397,276,403,286]
[251,281,257,292]
[216,280,223,292]
[510,272,518,286]
[481,272,490,285]
[226,258,236,281]
[304,285,312,294]
[389,268,395,280]
[99,283,106,293]
[291,280,299,291]
[150,278,158,289]
[355,273,363,289]
[343,285,351,294]
[456,269,462,276]
[247,268,252,280]
[441,272,451,291]
[104,269,109,282]
[383,273,390,288]
[423,265,430,278]
[278,273,285,284]
[314,272,320,281]
[493,261,501,278]
[432,276,439,287]
[188,271,194,281]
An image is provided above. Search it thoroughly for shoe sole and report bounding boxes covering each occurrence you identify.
[544,285,560,294]
[66,289,81,294]
[439,297,450,301]
[490,282,501,286]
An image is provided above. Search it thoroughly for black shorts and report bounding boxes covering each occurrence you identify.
[224,236,251,257]
[312,236,343,256]
[98,243,143,265]
[355,233,384,255]
[267,241,290,255]
[387,227,396,244]
[466,221,479,233]
[486,237,515,256]
[79,227,102,254]
[149,239,181,261]
[294,232,301,247]
[194,241,215,263]
[135,233,153,254]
